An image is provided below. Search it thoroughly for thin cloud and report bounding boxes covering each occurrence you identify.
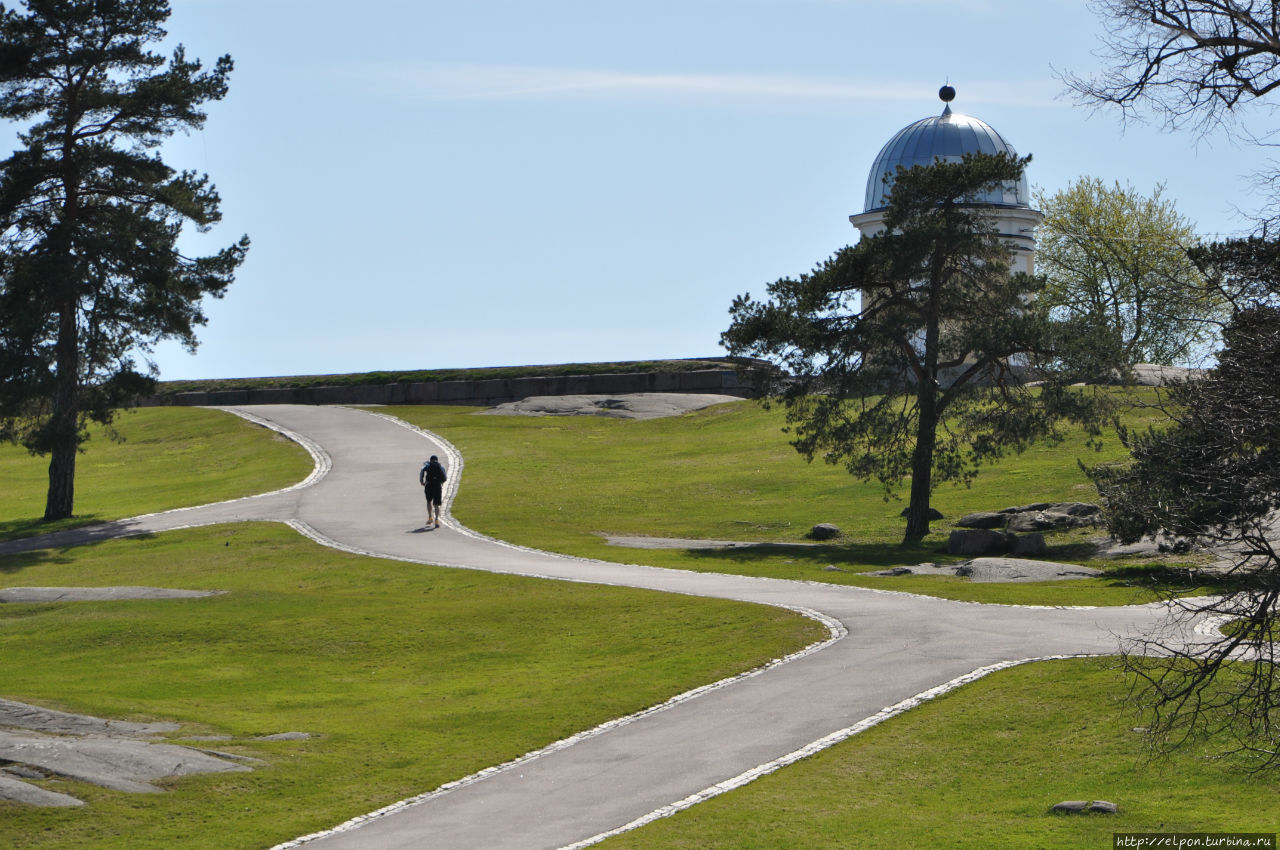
[327,62,1059,109]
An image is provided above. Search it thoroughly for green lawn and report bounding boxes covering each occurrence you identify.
[0,523,823,849]
[0,407,313,541]
[386,394,1212,606]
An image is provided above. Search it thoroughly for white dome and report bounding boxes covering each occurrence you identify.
[863,101,1030,212]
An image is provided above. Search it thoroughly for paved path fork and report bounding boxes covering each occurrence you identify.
[0,405,1189,849]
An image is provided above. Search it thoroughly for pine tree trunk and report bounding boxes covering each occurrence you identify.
[903,259,943,544]
[43,302,80,521]
[903,402,937,543]
[44,439,76,521]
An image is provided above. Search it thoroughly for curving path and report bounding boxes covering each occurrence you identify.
[0,405,1199,849]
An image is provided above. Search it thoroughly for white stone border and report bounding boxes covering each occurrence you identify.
[1194,613,1235,638]
[117,406,332,524]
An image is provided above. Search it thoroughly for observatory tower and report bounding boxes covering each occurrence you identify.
[848,87,1044,274]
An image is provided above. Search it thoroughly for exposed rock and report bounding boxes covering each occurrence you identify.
[956,558,1101,583]
[482,393,740,420]
[601,535,820,551]
[899,507,944,520]
[865,564,957,579]
[1002,502,1102,534]
[0,729,250,794]
[1053,502,1103,518]
[0,698,178,737]
[2,764,46,780]
[0,586,222,603]
[956,511,1007,529]
[1005,512,1058,533]
[1049,800,1089,814]
[256,732,313,741]
[947,529,1015,556]
[867,557,1098,582]
[1050,799,1117,814]
[0,774,83,807]
[808,523,841,541]
[0,699,250,807]
[1011,533,1047,556]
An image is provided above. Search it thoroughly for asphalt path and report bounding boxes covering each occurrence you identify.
[0,404,1199,849]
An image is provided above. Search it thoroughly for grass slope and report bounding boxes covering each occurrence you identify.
[0,407,313,541]
[386,395,1212,606]
[0,523,823,849]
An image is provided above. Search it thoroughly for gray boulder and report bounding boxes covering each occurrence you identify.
[1050,800,1117,814]
[808,523,841,541]
[1053,502,1103,518]
[1011,533,1047,556]
[1005,502,1102,533]
[1004,502,1053,514]
[1049,800,1089,814]
[957,557,1101,583]
[0,774,83,807]
[956,511,1007,529]
[947,529,1014,556]
[1006,511,1058,533]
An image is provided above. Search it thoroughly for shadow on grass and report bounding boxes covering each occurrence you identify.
[0,515,105,543]
[684,540,957,572]
[0,520,157,573]
[1097,562,1230,594]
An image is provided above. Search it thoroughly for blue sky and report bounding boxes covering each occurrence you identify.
[99,0,1274,379]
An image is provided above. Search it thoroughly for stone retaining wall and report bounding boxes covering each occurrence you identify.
[140,368,755,407]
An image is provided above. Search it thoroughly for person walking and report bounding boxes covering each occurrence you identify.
[419,455,447,528]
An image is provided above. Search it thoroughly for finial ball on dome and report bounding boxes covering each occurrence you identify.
[939,84,956,103]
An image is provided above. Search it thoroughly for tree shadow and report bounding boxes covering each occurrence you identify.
[0,520,158,574]
[0,515,105,542]
[1097,562,1230,594]
[684,540,957,571]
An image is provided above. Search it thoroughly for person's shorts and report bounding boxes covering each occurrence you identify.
[424,484,443,505]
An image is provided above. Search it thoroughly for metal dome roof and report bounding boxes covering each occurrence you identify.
[862,104,1030,212]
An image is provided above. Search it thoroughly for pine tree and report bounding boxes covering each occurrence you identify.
[723,153,1106,543]
[0,0,248,520]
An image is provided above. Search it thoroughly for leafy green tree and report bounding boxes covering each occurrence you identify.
[1089,238,1280,769]
[723,152,1105,543]
[1034,178,1226,370]
[0,0,247,520]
